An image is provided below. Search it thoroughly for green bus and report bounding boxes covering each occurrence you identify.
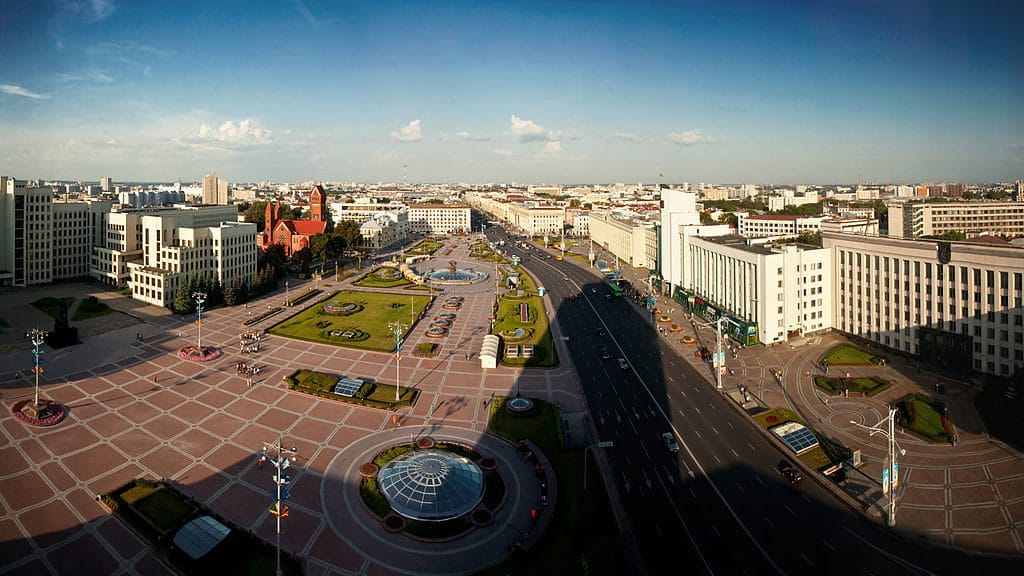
[608,282,622,297]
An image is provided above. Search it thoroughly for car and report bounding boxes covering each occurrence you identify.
[778,460,803,483]
[563,276,569,281]
[591,288,597,293]
[617,358,629,370]
[596,328,607,337]
[662,432,680,453]
[599,347,611,359]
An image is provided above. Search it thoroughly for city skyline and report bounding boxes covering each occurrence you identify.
[2,0,1022,184]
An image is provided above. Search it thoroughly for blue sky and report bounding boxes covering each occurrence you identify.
[1,0,1022,184]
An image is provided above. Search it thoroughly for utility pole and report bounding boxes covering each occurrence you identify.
[388,321,407,402]
[260,439,298,576]
[851,406,905,526]
[715,316,724,390]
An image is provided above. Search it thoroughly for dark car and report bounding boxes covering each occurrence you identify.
[778,460,802,483]
[600,348,611,359]
[596,328,607,337]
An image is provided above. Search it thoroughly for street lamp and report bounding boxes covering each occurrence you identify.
[850,406,906,527]
[26,328,47,410]
[584,441,614,491]
[260,439,298,576]
[388,321,407,402]
[193,292,207,349]
[285,280,290,306]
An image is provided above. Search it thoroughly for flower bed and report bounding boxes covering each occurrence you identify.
[243,307,282,326]
[178,345,222,362]
[11,399,67,427]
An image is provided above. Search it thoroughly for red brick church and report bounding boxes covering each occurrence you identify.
[258,185,328,257]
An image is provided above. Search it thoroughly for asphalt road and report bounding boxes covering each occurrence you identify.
[483,226,1024,576]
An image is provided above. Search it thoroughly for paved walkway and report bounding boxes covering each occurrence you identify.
[603,251,1024,558]
[0,237,591,576]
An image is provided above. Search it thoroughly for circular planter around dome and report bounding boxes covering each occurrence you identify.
[359,463,379,478]
[478,457,497,472]
[416,437,436,450]
[505,397,534,414]
[383,513,406,532]
[470,507,494,526]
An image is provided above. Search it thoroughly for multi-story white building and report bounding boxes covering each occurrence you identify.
[506,204,566,237]
[767,190,820,211]
[360,214,403,250]
[0,177,53,286]
[589,211,658,269]
[91,205,244,292]
[887,201,1024,239]
[566,209,590,237]
[52,200,113,281]
[824,231,1024,378]
[680,236,832,344]
[738,214,829,238]
[659,188,731,295]
[407,203,471,235]
[127,214,256,308]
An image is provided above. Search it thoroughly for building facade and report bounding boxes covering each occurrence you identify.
[589,211,657,269]
[887,201,1024,239]
[408,203,471,235]
[202,173,230,205]
[824,232,1024,378]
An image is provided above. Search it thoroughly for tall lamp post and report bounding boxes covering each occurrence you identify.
[584,441,614,491]
[193,292,207,350]
[26,328,48,410]
[850,406,906,527]
[261,439,298,576]
[388,321,407,402]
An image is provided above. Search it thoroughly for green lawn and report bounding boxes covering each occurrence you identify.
[751,408,839,471]
[134,488,197,533]
[285,368,415,408]
[269,290,431,352]
[407,239,443,255]
[813,375,892,397]
[898,394,951,443]
[354,267,413,288]
[72,296,116,321]
[492,269,557,368]
[31,296,76,319]
[479,397,627,576]
[821,343,877,365]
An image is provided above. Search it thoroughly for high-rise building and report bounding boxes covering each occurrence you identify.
[100,177,112,192]
[202,173,230,205]
[887,201,1024,238]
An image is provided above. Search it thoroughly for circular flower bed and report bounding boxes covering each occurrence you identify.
[178,345,222,362]
[359,463,379,478]
[11,399,67,427]
[681,335,696,344]
[669,324,682,332]
[322,301,362,316]
[658,315,672,323]
[416,436,436,450]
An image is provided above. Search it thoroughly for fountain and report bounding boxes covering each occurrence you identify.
[421,260,488,285]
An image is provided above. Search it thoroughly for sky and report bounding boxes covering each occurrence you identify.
[1,0,1022,185]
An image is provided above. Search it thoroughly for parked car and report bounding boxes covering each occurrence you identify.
[662,432,680,453]
[778,460,803,483]
[617,358,629,370]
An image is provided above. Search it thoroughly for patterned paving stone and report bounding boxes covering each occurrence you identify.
[137,445,192,478]
[46,531,120,576]
[63,444,130,483]
[0,470,54,510]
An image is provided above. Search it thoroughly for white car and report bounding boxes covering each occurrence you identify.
[617,358,629,370]
[662,432,680,453]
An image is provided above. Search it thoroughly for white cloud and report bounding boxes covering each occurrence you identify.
[510,115,549,142]
[289,0,319,28]
[172,119,273,150]
[614,132,641,142]
[456,131,490,141]
[493,148,514,157]
[667,129,719,145]
[539,141,562,156]
[0,84,49,99]
[56,69,114,84]
[390,119,422,142]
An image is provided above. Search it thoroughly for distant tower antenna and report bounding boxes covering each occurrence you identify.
[403,163,408,188]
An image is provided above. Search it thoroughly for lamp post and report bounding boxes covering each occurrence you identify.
[584,441,614,491]
[285,280,290,306]
[850,406,906,527]
[260,439,298,576]
[193,292,207,349]
[26,328,47,409]
[715,316,724,390]
[388,321,407,402]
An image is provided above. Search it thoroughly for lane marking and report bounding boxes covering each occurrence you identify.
[823,540,835,552]
[785,505,795,517]
[764,517,775,529]
[731,449,739,458]
[727,421,734,429]
[800,553,814,567]
[712,426,719,435]
[747,442,756,452]
[713,454,721,464]
[711,524,721,537]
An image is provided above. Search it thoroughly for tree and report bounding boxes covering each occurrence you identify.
[224,281,239,306]
[333,220,362,249]
[259,243,287,279]
[244,201,269,231]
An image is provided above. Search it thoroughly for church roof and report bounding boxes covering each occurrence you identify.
[281,219,327,235]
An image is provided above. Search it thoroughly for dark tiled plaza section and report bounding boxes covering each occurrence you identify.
[0,242,579,575]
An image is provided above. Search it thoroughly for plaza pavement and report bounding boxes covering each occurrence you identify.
[0,237,588,575]
[606,252,1024,558]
